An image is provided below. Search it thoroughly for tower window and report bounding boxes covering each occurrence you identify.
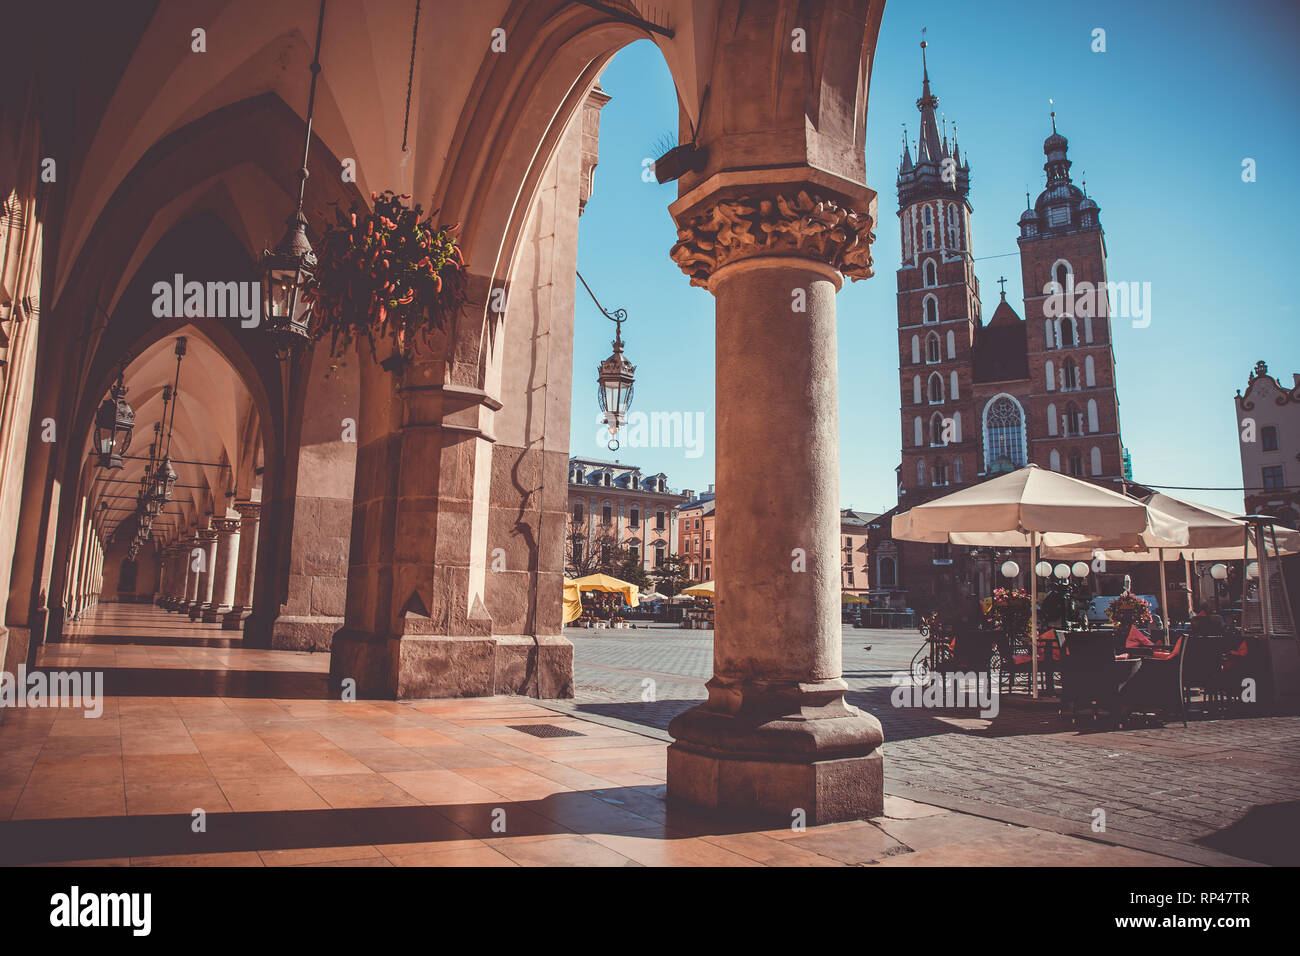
[1052,260,1072,290]
[1062,358,1080,391]
[925,332,942,363]
[1059,317,1077,348]
[928,373,945,405]
[923,260,937,287]
[1068,451,1084,477]
[924,296,938,323]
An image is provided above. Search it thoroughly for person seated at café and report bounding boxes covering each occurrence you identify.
[1189,607,1226,637]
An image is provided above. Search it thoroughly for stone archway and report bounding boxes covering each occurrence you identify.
[4,0,892,827]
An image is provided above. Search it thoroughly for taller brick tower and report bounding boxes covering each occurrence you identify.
[1016,114,1126,481]
[896,42,981,506]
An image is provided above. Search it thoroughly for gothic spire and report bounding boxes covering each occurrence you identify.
[916,40,944,163]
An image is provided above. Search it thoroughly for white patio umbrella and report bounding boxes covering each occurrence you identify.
[1044,492,1300,622]
[893,465,1190,696]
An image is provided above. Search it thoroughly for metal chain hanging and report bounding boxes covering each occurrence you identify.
[401,0,422,154]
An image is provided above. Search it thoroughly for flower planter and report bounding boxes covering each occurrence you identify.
[306,191,467,358]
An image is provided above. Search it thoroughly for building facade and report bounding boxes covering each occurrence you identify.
[841,509,877,595]
[677,487,716,582]
[566,457,686,575]
[1235,362,1300,528]
[884,45,1130,612]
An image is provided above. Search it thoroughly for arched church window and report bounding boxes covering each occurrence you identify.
[928,373,944,404]
[930,412,946,446]
[923,259,937,287]
[984,397,1026,472]
[1062,358,1080,390]
[924,296,938,323]
[1063,403,1083,437]
[1068,451,1084,477]
[917,460,926,485]
[1052,260,1072,290]
[925,332,942,363]
[1059,317,1077,348]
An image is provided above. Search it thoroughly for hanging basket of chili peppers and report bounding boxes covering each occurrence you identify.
[304,190,468,358]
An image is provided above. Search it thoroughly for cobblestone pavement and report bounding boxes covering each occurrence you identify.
[561,624,1300,864]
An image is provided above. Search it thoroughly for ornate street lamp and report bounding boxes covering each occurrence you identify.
[579,271,635,451]
[261,0,327,360]
[94,371,134,470]
[261,210,317,359]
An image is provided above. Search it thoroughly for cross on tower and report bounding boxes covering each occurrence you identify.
[997,276,1007,297]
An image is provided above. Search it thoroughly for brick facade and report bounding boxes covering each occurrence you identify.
[880,52,1131,614]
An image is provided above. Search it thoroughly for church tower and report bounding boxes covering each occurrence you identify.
[896,42,980,506]
[1017,115,1125,482]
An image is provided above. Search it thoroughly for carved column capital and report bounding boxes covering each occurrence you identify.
[213,518,241,534]
[669,188,876,288]
[234,500,262,519]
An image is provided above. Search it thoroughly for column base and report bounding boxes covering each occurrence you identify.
[667,679,884,825]
[201,606,225,624]
[329,628,574,700]
[189,604,205,621]
[271,615,342,651]
[221,606,248,630]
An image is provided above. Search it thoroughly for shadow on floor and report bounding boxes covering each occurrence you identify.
[0,786,773,865]
[51,635,242,648]
[30,666,329,699]
[1197,800,1300,866]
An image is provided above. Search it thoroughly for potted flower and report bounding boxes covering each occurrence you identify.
[305,191,468,360]
[1106,593,1153,632]
[988,587,1032,640]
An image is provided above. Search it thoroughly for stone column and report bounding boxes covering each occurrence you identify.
[65,501,85,620]
[181,537,201,611]
[329,345,497,698]
[203,518,240,623]
[664,188,883,825]
[167,546,185,606]
[156,546,168,607]
[224,501,261,629]
[190,528,218,621]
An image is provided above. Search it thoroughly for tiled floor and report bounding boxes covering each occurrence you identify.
[0,605,1221,866]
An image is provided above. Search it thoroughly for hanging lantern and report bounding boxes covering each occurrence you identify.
[261,210,318,359]
[149,454,178,505]
[597,336,635,450]
[94,374,135,470]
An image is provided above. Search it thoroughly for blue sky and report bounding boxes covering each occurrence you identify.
[571,0,1300,515]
